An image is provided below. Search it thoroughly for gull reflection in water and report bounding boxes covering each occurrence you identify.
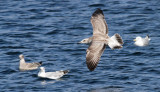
[41,80,55,85]
[40,79,64,85]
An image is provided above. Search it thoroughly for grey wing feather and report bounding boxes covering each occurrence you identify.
[91,8,108,35]
[26,62,42,69]
[45,70,68,79]
[86,41,106,71]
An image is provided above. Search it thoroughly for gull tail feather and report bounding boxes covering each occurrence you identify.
[108,33,123,50]
[115,34,123,45]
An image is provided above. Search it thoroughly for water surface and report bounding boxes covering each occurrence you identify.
[0,0,160,92]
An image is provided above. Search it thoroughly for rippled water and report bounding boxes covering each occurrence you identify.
[0,0,160,92]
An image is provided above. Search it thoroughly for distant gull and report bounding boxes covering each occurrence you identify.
[133,35,151,46]
[19,54,42,71]
[79,8,123,71]
[38,67,69,79]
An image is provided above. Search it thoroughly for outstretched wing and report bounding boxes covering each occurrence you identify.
[86,41,106,71]
[91,8,108,35]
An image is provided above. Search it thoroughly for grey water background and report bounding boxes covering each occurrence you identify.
[0,0,160,92]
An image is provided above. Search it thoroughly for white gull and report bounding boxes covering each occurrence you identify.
[38,67,69,79]
[134,35,150,46]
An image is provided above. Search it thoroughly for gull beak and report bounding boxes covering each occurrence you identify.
[133,39,136,41]
[77,41,82,44]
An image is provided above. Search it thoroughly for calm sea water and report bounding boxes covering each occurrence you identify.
[0,0,160,92]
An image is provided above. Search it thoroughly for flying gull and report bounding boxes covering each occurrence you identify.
[19,54,42,71]
[133,35,150,46]
[38,67,69,79]
[79,8,123,71]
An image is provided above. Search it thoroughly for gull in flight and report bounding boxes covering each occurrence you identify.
[19,54,42,71]
[133,35,151,46]
[79,8,123,71]
[38,67,69,79]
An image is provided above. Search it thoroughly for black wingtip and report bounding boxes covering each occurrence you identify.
[92,8,103,17]
[63,70,69,74]
[39,61,42,65]
[87,64,96,71]
[89,69,94,72]
[147,35,149,38]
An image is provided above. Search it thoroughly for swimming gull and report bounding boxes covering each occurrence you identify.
[19,54,42,71]
[38,67,69,79]
[133,35,150,46]
[79,8,123,71]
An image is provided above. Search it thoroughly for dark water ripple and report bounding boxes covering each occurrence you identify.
[0,0,160,92]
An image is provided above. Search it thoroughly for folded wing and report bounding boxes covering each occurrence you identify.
[45,70,69,79]
[25,62,42,70]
